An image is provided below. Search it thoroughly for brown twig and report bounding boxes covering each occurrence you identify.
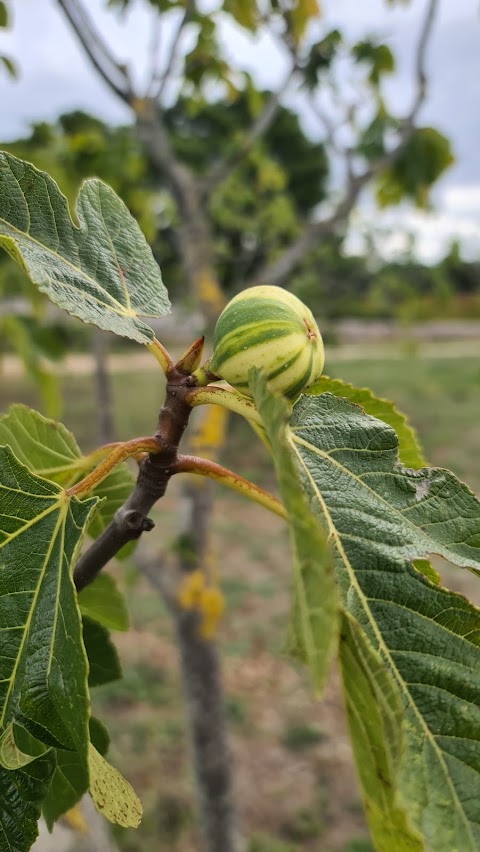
[73,368,193,591]
[154,8,190,102]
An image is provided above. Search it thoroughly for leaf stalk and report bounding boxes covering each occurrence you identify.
[186,385,263,425]
[66,437,162,498]
[146,338,175,374]
[173,454,287,520]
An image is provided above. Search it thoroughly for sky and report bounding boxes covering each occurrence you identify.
[1,0,480,263]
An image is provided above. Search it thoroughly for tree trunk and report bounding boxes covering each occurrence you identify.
[174,479,242,852]
[92,328,114,444]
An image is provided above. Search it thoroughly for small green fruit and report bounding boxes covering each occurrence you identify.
[210,285,324,400]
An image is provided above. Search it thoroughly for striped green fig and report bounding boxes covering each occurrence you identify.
[210,285,324,400]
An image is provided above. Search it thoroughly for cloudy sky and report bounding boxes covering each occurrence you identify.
[1,0,480,262]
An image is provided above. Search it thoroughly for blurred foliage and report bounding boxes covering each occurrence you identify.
[293,237,480,321]
[0,97,327,302]
[0,103,475,334]
[376,127,454,207]
[0,0,466,358]
[0,1,16,79]
[0,106,476,332]
[166,90,329,292]
[2,0,458,334]
[353,40,395,85]
[280,721,326,752]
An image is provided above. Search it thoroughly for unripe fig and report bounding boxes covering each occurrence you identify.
[210,285,324,400]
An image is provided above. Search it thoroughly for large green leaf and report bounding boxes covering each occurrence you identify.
[250,371,338,693]
[287,392,480,850]
[0,405,82,485]
[82,617,121,688]
[307,376,425,469]
[78,574,129,632]
[0,405,135,549]
[0,152,170,343]
[42,748,88,831]
[0,753,55,852]
[0,446,97,755]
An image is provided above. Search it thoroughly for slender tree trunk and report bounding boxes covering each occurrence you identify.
[175,607,240,852]
[92,328,114,444]
[173,478,242,852]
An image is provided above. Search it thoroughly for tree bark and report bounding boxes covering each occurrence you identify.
[175,605,242,852]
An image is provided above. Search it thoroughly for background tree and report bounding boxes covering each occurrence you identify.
[53,0,452,315]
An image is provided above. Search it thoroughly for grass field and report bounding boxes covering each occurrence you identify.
[2,348,480,851]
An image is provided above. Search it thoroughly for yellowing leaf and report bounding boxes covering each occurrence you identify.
[0,723,38,770]
[88,744,142,828]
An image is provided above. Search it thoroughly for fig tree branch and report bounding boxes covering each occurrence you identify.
[73,369,195,592]
[56,0,133,103]
[250,0,441,290]
[56,0,200,220]
[154,8,190,102]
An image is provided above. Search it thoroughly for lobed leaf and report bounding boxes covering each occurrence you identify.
[0,152,170,343]
[0,405,83,485]
[287,392,480,850]
[0,405,135,553]
[0,447,132,836]
[82,617,122,688]
[250,371,338,693]
[307,376,425,469]
[0,447,97,755]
